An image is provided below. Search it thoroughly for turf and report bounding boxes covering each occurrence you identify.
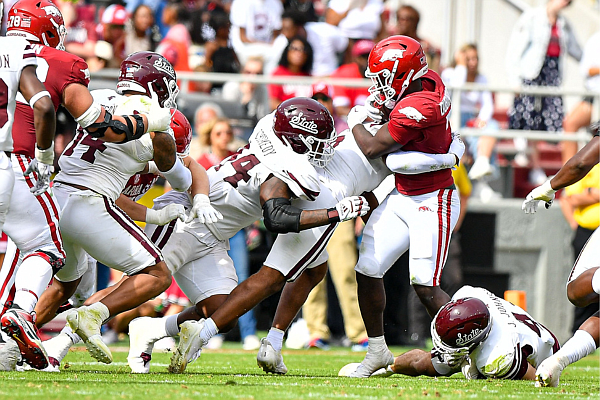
[1,346,598,399]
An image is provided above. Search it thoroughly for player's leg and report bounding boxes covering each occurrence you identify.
[408,188,460,317]
[566,228,600,307]
[352,191,410,377]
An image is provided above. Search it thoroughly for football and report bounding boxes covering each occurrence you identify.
[338,362,361,377]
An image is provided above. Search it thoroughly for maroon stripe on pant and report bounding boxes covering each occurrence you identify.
[0,248,19,316]
[285,223,337,281]
[16,155,65,258]
[157,220,177,250]
[102,197,162,264]
[150,224,165,244]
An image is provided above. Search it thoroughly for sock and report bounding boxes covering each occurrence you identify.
[592,269,600,295]
[556,330,597,366]
[89,302,110,323]
[13,255,53,312]
[367,336,387,353]
[199,318,219,344]
[266,328,285,352]
[165,314,180,337]
[61,325,82,344]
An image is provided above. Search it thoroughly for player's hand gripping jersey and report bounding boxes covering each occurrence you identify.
[433,286,559,380]
[153,113,320,241]
[56,89,155,200]
[387,70,453,195]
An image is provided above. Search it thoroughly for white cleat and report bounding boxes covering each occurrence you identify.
[41,332,76,372]
[348,347,394,378]
[535,355,565,387]
[127,317,168,374]
[169,320,205,374]
[256,338,287,374]
[66,306,112,364]
[0,338,20,371]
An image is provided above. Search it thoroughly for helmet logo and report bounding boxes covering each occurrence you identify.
[153,58,175,79]
[455,328,483,346]
[42,5,61,17]
[380,49,406,62]
[398,106,426,122]
[289,112,318,135]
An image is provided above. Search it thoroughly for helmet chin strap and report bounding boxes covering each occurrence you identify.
[394,69,415,101]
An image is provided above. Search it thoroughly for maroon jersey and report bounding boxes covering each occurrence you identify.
[122,173,159,202]
[387,70,454,196]
[12,44,90,157]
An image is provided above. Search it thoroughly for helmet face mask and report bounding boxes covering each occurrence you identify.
[273,98,337,168]
[366,35,428,105]
[7,0,67,50]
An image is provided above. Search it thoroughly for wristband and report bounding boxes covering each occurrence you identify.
[35,142,54,165]
[327,207,340,223]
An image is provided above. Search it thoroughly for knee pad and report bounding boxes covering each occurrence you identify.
[23,250,65,275]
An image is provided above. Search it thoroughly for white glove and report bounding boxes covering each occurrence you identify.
[461,356,480,380]
[145,204,186,225]
[145,86,173,133]
[347,105,368,131]
[522,180,556,214]
[334,195,370,222]
[185,194,223,224]
[448,132,465,165]
[365,93,396,123]
[24,144,55,196]
[441,347,470,368]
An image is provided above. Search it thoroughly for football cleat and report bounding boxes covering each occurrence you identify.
[169,320,205,374]
[66,306,112,364]
[535,355,566,387]
[1,307,49,369]
[257,338,288,375]
[127,317,168,373]
[348,347,394,378]
[42,332,76,372]
[0,337,20,371]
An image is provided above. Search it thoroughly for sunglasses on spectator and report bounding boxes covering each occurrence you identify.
[289,45,306,53]
[312,94,331,102]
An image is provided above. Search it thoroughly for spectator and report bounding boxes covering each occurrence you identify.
[325,0,384,42]
[283,0,318,23]
[204,12,240,77]
[506,0,582,185]
[270,11,347,77]
[189,1,227,45]
[311,82,348,132]
[86,40,113,73]
[125,4,160,55]
[229,0,284,66]
[395,4,441,72]
[441,44,501,200]
[268,36,313,111]
[562,29,600,163]
[559,165,600,342]
[190,102,225,160]
[156,3,191,75]
[222,57,270,123]
[58,0,97,60]
[197,118,261,351]
[97,4,128,68]
[329,39,373,118]
[124,0,168,38]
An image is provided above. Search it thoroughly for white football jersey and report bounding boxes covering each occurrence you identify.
[56,89,154,200]
[453,286,558,379]
[0,37,37,151]
[154,114,320,241]
[316,128,391,201]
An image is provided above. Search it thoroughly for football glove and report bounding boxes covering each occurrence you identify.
[146,86,173,133]
[185,194,223,224]
[461,355,480,380]
[441,347,470,368]
[24,144,55,196]
[334,195,370,222]
[449,132,465,166]
[347,105,368,131]
[145,204,186,225]
[522,180,556,214]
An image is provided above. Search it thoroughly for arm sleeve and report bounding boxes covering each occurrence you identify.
[386,150,457,175]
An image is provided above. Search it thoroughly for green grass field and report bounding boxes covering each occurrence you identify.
[1,345,598,399]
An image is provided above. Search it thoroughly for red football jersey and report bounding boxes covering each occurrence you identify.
[122,173,160,202]
[12,44,90,158]
[387,70,454,196]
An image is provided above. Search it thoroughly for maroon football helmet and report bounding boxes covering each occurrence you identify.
[171,109,192,158]
[432,297,492,353]
[273,97,336,168]
[366,35,428,105]
[7,0,67,50]
[116,51,179,108]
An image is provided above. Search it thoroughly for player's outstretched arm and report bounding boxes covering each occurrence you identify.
[259,176,369,233]
[550,134,599,191]
[152,132,192,192]
[386,132,464,174]
[62,83,170,143]
[390,349,441,377]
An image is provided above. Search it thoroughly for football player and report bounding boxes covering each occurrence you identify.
[339,286,560,381]
[0,0,173,370]
[523,124,600,387]
[342,35,460,377]
[0,32,56,372]
[30,51,205,365]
